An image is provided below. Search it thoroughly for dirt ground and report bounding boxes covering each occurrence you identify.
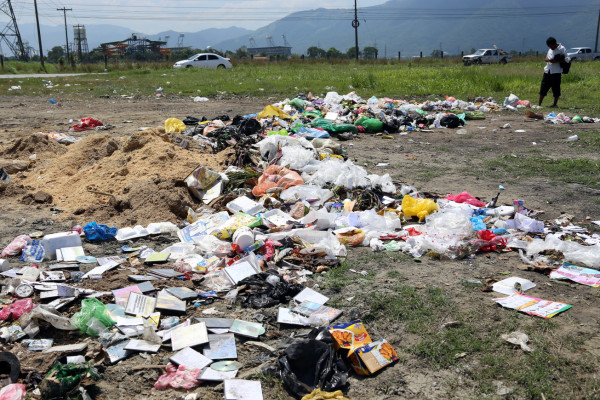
[1,94,600,400]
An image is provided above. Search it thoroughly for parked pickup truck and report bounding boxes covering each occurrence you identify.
[463,49,512,65]
[567,47,600,61]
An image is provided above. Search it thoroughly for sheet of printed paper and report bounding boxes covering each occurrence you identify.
[493,292,571,318]
[549,262,600,287]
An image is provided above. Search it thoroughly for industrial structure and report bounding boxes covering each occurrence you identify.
[247,34,292,57]
[99,34,169,57]
[73,25,89,60]
[0,0,27,60]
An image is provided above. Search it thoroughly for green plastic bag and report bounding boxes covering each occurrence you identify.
[464,111,486,120]
[40,362,101,399]
[456,113,466,124]
[267,129,289,136]
[354,116,369,126]
[289,98,308,110]
[304,110,322,119]
[311,118,334,132]
[70,298,115,336]
[290,120,305,133]
[330,124,358,134]
[360,118,384,132]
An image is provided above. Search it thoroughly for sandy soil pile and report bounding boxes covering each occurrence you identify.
[0,132,68,161]
[20,128,232,226]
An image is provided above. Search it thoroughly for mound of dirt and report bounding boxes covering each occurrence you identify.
[0,133,67,160]
[21,128,233,226]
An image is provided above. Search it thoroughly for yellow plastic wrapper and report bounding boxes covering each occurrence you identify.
[257,105,291,120]
[164,118,186,133]
[301,389,351,400]
[401,195,438,222]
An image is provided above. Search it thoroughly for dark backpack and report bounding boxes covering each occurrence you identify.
[555,54,571,74]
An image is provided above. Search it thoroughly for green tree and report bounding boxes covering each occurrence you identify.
[346,46,362,59]
[363,46,378,59]
[307,46,326,58]
[430,49,442,58]
[326,47,343,59]
[234,46,250,59]
[47,46,64,63]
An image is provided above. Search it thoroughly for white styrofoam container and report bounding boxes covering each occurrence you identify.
[41,232,82,260]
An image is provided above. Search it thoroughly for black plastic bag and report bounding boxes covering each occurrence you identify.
[440,114,464,128]
[237,271,304,309]
[278,339,348,399]
[183,116,206,125]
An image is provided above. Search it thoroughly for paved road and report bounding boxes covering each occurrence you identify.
[0,73,106,79]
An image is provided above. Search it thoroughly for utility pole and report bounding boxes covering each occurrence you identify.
[352,0,359,60]
[33,0,45,70]
[57,7,72,62]
[595,9,599,53]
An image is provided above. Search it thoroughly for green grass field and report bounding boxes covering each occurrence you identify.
[2,59,600,115]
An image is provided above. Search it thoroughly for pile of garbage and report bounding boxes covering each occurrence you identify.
[2,92,600,399]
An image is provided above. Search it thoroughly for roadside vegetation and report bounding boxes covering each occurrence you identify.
[2,59,600,115]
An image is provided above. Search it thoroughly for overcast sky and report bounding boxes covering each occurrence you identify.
[4,0,388,34]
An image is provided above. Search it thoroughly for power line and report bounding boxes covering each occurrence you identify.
[57,6,71,59]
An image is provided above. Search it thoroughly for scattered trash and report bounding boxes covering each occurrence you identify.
[493,292,571,318]
[2,90,599,399]
[501,331,532,352]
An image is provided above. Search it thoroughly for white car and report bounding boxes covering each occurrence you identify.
[567,47,600,61]
[173,53,232,69]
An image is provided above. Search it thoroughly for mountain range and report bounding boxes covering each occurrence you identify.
[6,0,599,58]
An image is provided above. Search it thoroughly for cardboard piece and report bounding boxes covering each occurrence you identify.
[113,286,142,307]
[43,342,88,354]
[203,333,237,360]
[124,339,161,353]
[56,246,85,262]
[82,260,119,279]
[199,368,238,382]
[170,347,212,370]
[125,292,156,317]
[155,290,187,313]
[166,287,198,300]
[229,320,265,339]
[293,287,329,306]
[224,379,263,400]
[170,323,209,351]
[144,252,170,264]
[147,268,184,279]
[492,277,536,295]
[352,338,399,375]
[194,317,234,329]
[40,271,66,282]
[277,308,309,326]
[223,260,260,285]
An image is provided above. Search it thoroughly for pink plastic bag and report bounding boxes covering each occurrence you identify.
[446,95,456,102]
[0,383,26,400]
[252,165,303,197]
[154,363,201,390]
[1,235,31,258]
[445,191,487,208]
[0,298,34,320]
[516,100,531,108]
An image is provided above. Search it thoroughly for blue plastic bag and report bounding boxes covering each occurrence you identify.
[83,222,117,241]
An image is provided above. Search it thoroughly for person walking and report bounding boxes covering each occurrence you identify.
[538,37,568,107]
